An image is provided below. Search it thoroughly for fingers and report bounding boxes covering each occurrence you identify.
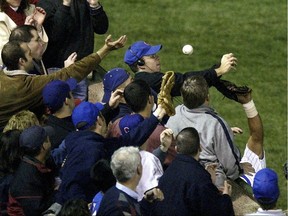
[35,7,46,14]
[231,127,243,134]
[68,52,77,60]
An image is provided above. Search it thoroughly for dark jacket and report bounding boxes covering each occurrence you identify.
[37,0,109,68]
[56,114,160,205]
[134,66,233,99]
[7,156,56,216]
[0,174,13,216]
[153,154,234,216]
[97,186,153,216]
[45,115,75,149]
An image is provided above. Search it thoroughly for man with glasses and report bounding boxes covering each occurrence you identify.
[9,25,48,75]
[124,41,240,101]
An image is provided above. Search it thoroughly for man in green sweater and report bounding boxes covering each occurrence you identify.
[0,35,127,129]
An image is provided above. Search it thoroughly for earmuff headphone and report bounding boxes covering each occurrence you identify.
[128,46,145,66]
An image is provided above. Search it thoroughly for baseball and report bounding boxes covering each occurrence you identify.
[182,44,193,55]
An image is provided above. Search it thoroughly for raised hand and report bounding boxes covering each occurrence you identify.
[215,53,237,76]
[160,128,173,152]
[64,52,77,68]
[109,89,124,109]
[105,34,127,50]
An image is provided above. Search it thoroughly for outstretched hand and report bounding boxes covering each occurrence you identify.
[109,89,123,109]
[25,7,46,31]
[160,128,173,152]
[215,53,237,76]
[240,162,255,176]
[144,188,164,203]
[64,52,77,67]
[105,34,127,51]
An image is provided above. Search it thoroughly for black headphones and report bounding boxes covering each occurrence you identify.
[128,46,145,66]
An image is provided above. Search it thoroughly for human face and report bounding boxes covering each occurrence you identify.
[6,0,21,8]
[20,43,34,71]
[141,54,161,72]
[67,92,75,111]
[27,30,45,60]
[118,75,133,89]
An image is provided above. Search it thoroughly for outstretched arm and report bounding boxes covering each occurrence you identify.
[237,91,264,158]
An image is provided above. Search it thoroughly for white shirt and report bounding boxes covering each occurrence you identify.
[245,208,286,216]
[136,150,163,201]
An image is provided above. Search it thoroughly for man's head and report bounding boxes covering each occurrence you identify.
[20,125,54,158]
[9,25,45,60]
[42,78,77,114]
[1,41,33,71]
[72,101,104,131]
[102,68,132,103]
[176,127,201,158]
[124,79,153,113]
[253,168,280,210]
[181,76,209,109]
[110,146,142,183]
[90,159,116,193]
[124,41,162,73]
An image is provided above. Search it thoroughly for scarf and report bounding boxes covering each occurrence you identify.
[4,6,26,26]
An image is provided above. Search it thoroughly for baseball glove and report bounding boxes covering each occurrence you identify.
[157,71,175,116]
[220,80,252,101]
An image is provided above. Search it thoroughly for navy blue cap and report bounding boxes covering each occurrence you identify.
[119,114,144,135]
[72,101,104,130]
[20,125,54,150]
[124,41,162,65]
[42,78,77,113]
[102,68,130,103]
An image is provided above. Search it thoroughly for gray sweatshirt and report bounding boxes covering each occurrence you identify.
[166,104,241,186]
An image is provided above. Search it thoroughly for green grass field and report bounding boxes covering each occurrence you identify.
[94,0,287,210]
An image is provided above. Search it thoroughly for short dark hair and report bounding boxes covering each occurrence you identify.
[128,62,139,73]
[176,127,200,156]
[0,129,22,176]
[1,41,27,70]
[124,79,152,113]
[90,159,116,193]
[9,25,37,43]
[257,199,277,210]
[59,199,90,216]
[181,76,209,109]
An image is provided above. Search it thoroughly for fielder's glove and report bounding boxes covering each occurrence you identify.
[157,71,175,116]
[220,80,251,102]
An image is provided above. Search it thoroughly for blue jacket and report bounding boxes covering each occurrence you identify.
[153,154,234,216]
[56,114,159,204]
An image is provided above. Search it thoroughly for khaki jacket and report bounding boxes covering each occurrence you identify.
[0,53,101,128]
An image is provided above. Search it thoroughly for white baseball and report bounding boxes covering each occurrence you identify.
[182,44,193,55]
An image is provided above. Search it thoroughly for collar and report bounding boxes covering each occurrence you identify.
[257,208,284,214]
[116,182,139,200]
[3,68,34,76]
[22,155,52,173]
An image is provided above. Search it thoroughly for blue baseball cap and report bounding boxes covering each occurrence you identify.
[124,41,162,65]
[119,114,144,135]
[72,101,104,130]
[253,168,280,204]
[20,125,54,150]
[102,68,130,103]
[42,78,77,113]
